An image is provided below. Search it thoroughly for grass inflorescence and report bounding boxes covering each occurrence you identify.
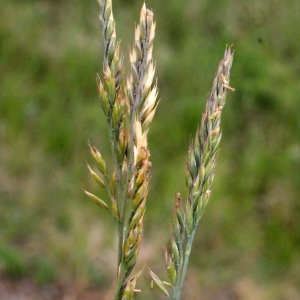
[85,1,157,299]
[85,1,234,299]
[149,47,234,299]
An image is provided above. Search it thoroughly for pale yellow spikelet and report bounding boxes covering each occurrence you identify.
[134,25,140,41]
[141,84,158,117]
[146,47,153,63]
[134,120,148,151]
[140,3,147,22]
[143,63,155,95]
[149,21,156,42]
[142,107,156,127]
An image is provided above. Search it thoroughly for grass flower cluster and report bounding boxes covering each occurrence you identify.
[85,1,234,299]
[150,48,234,299]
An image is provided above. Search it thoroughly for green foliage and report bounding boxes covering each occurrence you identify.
[0,244,27,279]
[1,0,299,297]
[27,255,56,285]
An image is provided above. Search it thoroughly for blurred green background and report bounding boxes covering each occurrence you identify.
[1,0,299,298]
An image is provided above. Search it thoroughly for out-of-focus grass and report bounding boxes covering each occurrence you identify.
[0,0,299,297]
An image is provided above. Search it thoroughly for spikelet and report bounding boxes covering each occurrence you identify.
[127,4,158,132]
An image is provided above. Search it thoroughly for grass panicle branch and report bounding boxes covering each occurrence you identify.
[127,3,158,131]
[117,6,157,299]
[85,1,157,300]
[150,47,234,299]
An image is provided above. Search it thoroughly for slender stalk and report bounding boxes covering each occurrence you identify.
[174,229,196,300]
